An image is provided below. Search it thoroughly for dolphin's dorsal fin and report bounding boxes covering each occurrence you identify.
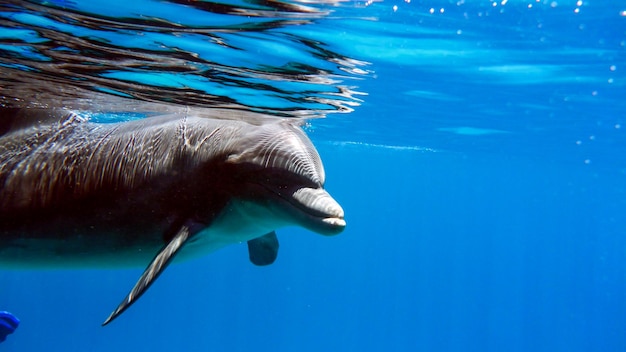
[102,225,192,326]
[247,231,279,266]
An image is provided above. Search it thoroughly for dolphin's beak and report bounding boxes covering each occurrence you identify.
[290,187,346,235]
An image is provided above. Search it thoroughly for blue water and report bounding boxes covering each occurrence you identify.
[1,0,625,351]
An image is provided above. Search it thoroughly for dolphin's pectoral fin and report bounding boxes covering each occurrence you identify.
[247,231,279,266]
[102,225,192,326]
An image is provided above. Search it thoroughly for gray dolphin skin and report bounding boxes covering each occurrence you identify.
[0,108,345,325]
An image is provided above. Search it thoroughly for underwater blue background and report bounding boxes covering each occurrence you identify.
[1,0,625,351]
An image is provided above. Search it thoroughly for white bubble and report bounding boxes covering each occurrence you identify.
[393,5,398,11]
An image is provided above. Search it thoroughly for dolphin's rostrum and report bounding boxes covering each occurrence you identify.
[0,108,345,325]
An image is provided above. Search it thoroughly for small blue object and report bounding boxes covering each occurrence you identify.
[0,311,19,342]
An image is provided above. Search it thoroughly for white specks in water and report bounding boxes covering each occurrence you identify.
[615,124,621,130]
[574,1,583,13]
[609,65,616,72]
[393,5,398,12]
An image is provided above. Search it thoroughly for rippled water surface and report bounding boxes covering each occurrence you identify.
[1,0,369,116]
[1,1,625,351]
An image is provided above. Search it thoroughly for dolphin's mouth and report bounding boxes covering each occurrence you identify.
[255,181,345,235]
[285,186,346,235]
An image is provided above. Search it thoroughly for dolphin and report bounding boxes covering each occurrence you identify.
[0,108,345,325]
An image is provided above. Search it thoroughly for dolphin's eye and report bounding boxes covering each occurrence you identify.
[250,168,320,192]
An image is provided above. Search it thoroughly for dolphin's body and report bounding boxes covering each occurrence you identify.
[0,108,345,325]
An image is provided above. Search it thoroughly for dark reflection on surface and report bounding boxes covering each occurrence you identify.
[0,0,369,117]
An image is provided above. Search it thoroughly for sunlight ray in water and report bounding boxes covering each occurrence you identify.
[327,141,439,152]
[437,126,510,136]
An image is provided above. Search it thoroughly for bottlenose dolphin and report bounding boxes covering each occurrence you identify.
[0,108,345,325]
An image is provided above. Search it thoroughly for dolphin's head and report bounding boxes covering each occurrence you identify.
[224,120,345,236]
